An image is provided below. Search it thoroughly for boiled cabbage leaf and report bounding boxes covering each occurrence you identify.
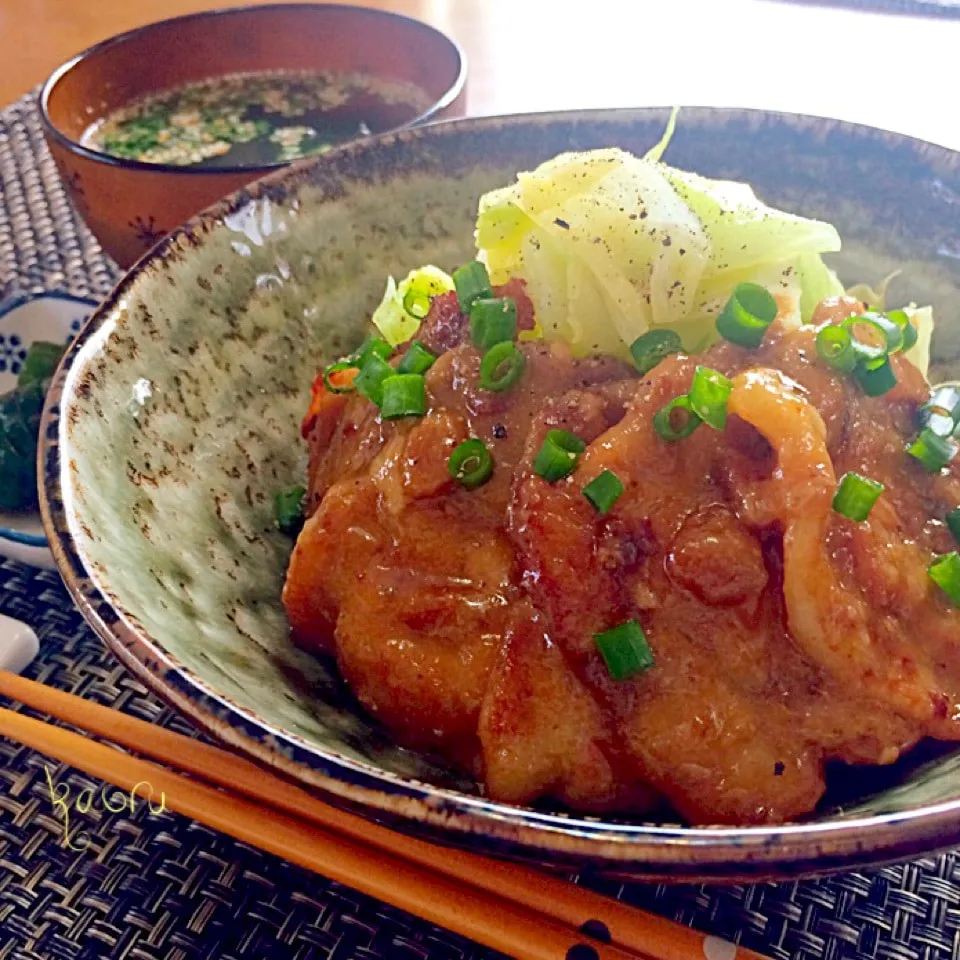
[476,146,844,357]
[365,128,934,377]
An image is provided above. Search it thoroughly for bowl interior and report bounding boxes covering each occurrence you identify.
[43,108,960,874]
[43,3,465,162]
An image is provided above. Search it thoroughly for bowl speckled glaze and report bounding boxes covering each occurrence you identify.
[40,108,960,881]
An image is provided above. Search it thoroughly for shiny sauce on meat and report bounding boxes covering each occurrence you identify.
[283,290,960,825]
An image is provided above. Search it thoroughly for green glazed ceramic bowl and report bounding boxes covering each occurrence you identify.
[40,108,960,881]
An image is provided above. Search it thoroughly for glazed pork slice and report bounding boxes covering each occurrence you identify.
[283,336,635,789]
[283,304,960,824]
[510,323,960,823]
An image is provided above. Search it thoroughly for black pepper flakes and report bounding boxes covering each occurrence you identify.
[554,217,570,230]
[774,761,785,777]
[492,423,508,440]
[662,236,672,247]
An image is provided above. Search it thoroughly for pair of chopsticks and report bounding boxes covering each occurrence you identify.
[0,670,764,960]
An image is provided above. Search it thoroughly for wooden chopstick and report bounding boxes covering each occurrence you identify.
[0,670,766,960]
[0,672,711,960]
[0,702,645,960]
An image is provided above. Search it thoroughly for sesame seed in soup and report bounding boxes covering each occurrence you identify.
[82,70,433,168]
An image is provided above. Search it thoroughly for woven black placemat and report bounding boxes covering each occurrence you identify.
[3,89,960,960]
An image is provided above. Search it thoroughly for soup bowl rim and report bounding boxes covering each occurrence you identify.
[38,1,468,177]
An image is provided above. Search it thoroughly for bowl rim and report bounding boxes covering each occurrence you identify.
[40,105,960,879]
[38,1,467,178]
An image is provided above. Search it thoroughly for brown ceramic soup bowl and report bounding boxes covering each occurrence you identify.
[40,3,466,268]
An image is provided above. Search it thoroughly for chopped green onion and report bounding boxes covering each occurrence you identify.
[593,620,654,680]
[353,354,394,406]
[400,272,446,318]
[448,438,493,489]
[832,472,884,522]
[274,484,306,534]
[876,312,906,353]
[818,310,917,397]
[907,427,958,473]
[653,395,701,442]
[453,261,493,312]
[402,288,433,326]
[479,341,526,392]
[582,469,624,515]
[716,283,778,348]
[533,429,587,482]
[816,326,858,373]
[397,341,436,376]
[353,336,392,367]
[379,374,426,419]
[887,309,918,352]
[402,288,431,319]
[921,385,960,437]
[929,385,960,419]
[842,312,902,356]
[946,507,960,545]
[927,410,956,439]
[322,360,358,394]
[470,297,517,350]
[929,552,960,606]
[629,329,682,376]
[853,356,898,397]
[689,366,732,430]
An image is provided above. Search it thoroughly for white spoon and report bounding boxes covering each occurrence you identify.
[0,613,39,674]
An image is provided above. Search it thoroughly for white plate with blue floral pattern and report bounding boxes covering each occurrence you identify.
[0,292,96,568]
